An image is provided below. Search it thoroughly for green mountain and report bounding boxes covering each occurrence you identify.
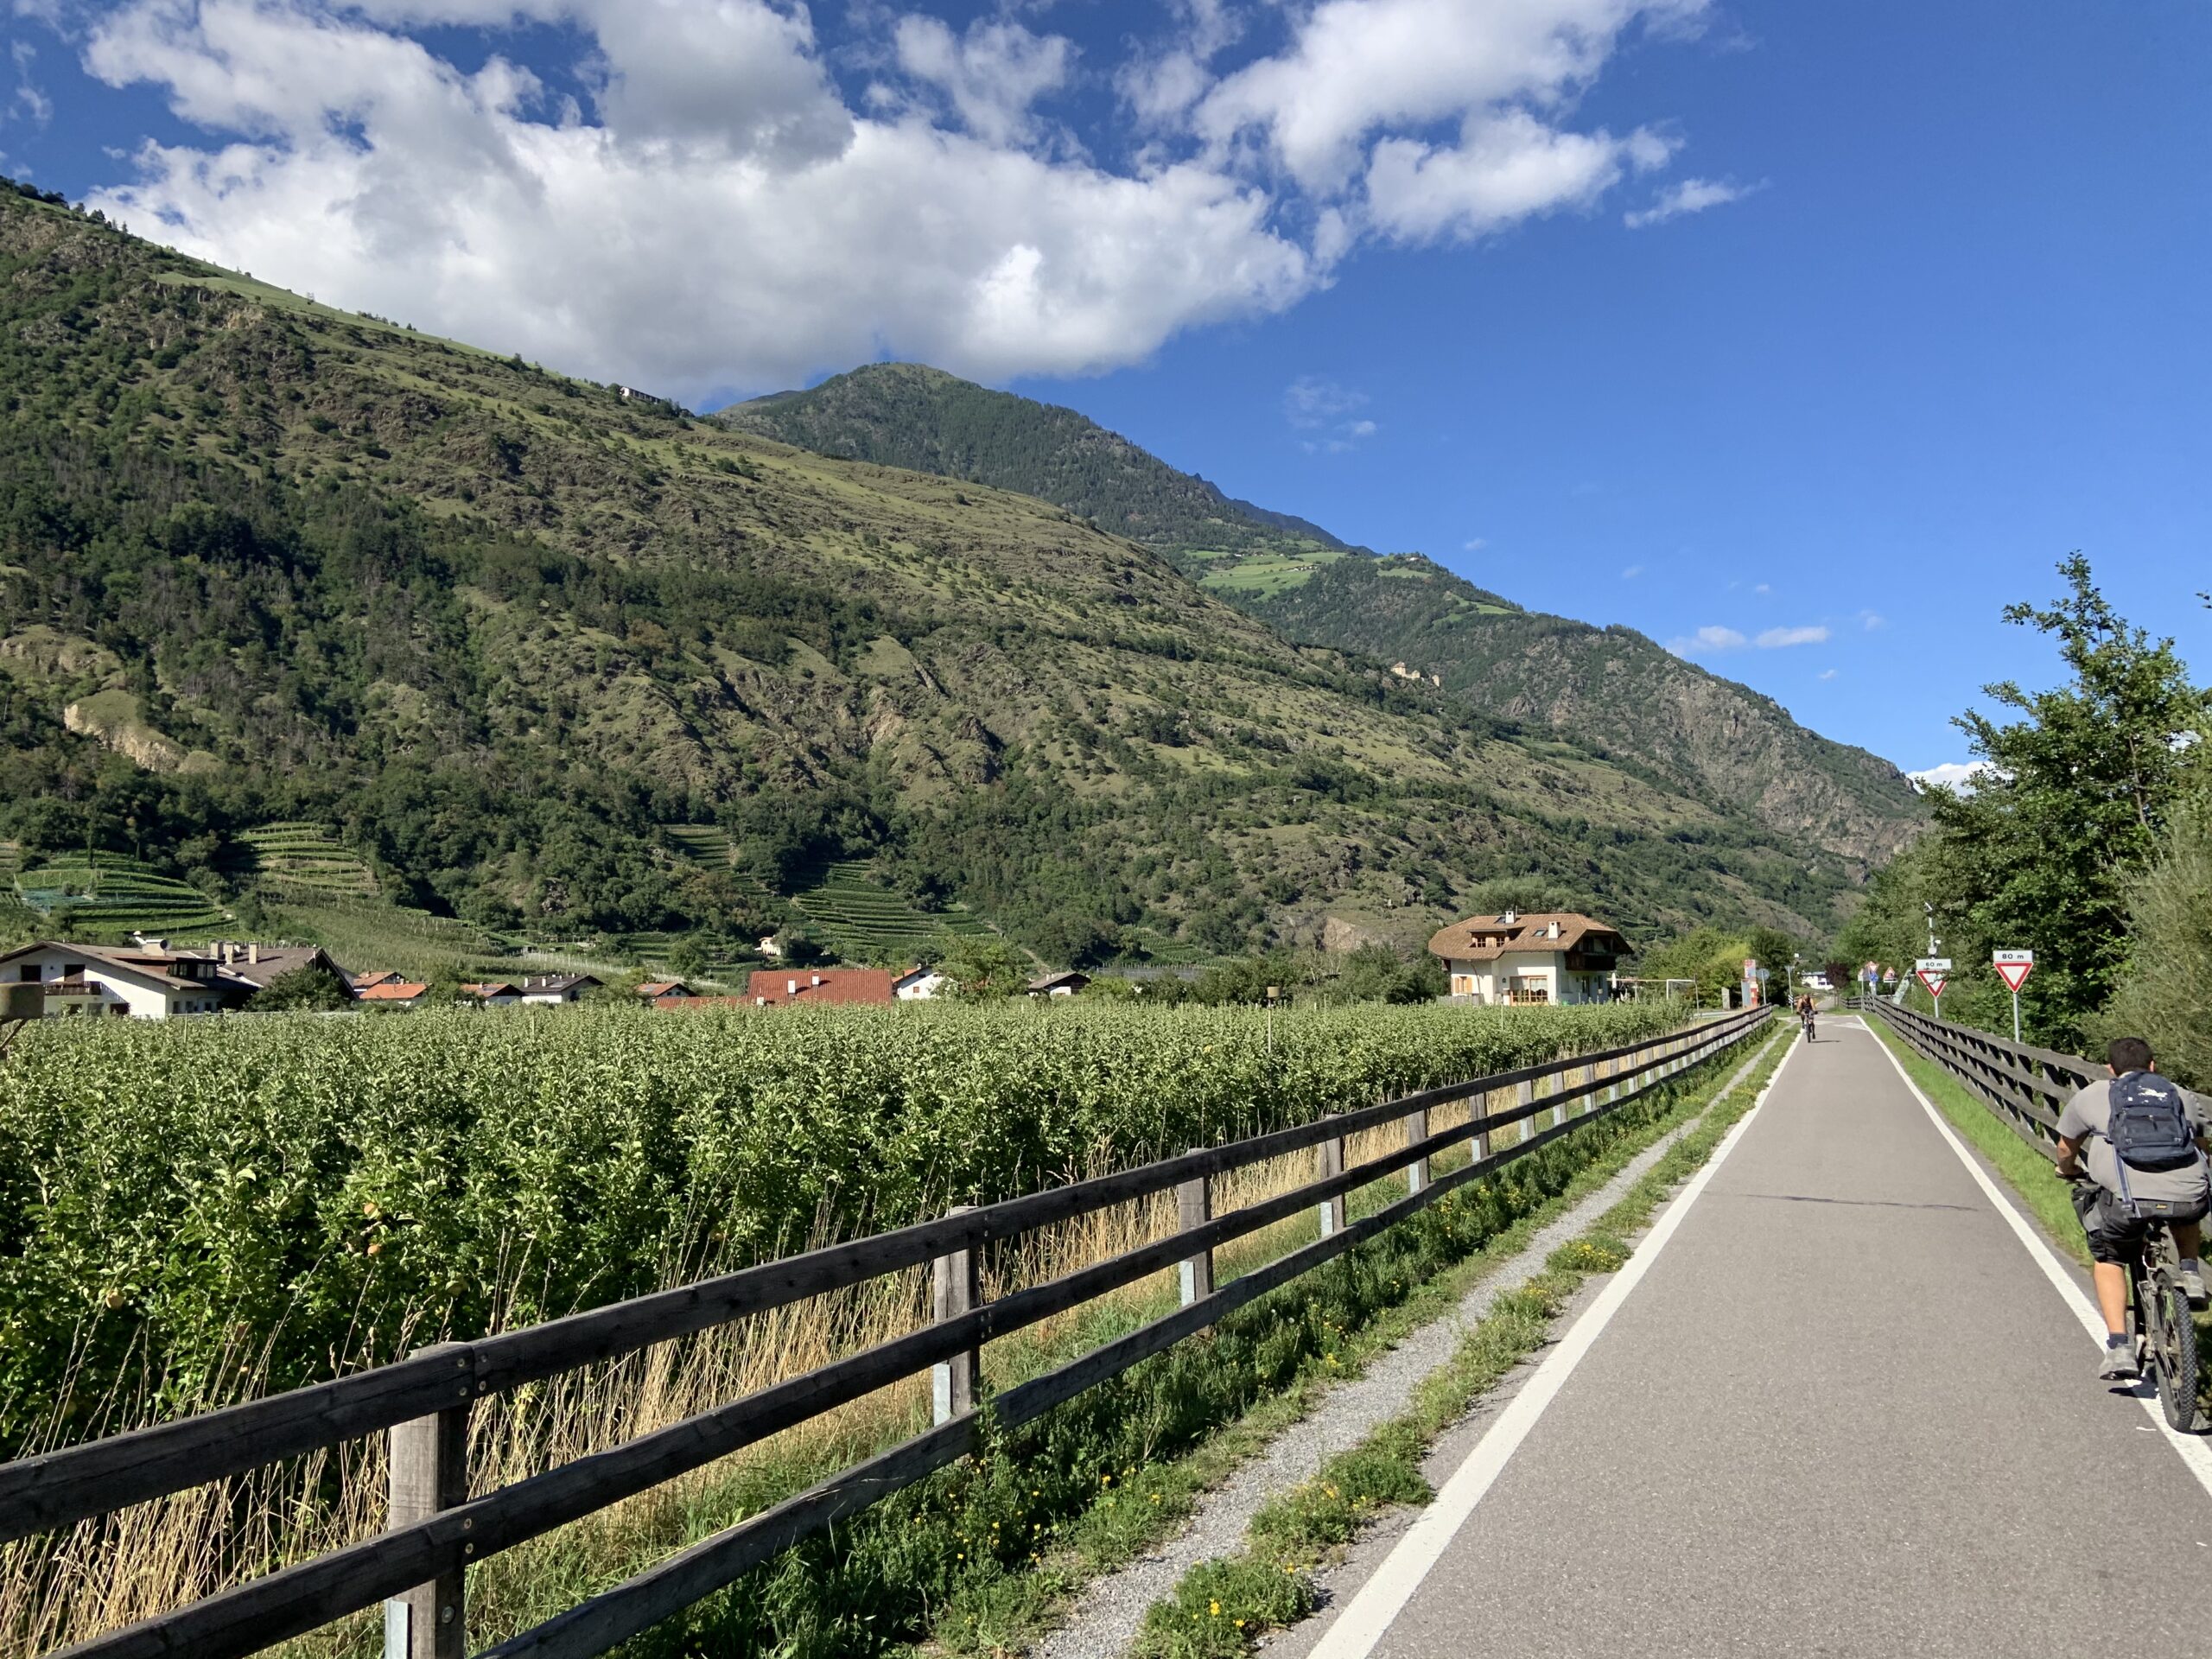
[0,188,1885,963]
[722,366,1926,869]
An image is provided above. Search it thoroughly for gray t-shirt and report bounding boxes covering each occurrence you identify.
[2056,1074,2212,1206]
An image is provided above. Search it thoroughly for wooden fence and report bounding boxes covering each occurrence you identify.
[2,1006,1775,1659]
[1853,998,2101,1161]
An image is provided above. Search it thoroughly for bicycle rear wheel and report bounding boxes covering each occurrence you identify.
[2147,1274,2202,1431]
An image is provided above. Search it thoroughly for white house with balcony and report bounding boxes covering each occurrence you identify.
[0,941,232,1019]
[1427,911,1628,1006]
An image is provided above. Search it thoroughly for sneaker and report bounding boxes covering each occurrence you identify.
[2181,1263,2209,1308]
[2100,1343,2142,1382]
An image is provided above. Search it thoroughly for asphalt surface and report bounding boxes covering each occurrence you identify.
[1353,1018,2212,1657]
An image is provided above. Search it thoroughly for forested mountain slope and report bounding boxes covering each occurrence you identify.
[0,191,1873,955]
[725,366,1926,868]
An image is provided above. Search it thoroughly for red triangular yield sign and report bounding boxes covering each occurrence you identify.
[1995,961,2032,994]
[1916,969,1948,1000]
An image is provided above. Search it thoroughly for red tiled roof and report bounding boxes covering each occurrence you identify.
[746,969,898,1007]
[356,981,429,1001]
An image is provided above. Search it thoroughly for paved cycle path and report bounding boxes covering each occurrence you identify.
[1307,1016,2212,1658]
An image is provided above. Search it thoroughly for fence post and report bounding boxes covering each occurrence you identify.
[1177,1154,1212,1306]
[1516,1077,1536,1142]
[386,1344,471,1659]
[1403,1106,1429,1195]
[931,1205,980,1424]
[1317,1117,1346,1237]
[1474,1089,1494,1162]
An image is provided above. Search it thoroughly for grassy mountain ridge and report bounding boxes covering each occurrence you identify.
[722,365,1925,868]
[0,191,1872,957]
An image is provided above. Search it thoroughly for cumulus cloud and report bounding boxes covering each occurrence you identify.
[1620,564,1642,578]
[73,0,1717,396]
[1817,668,1837,680]
[1755,625,1828,648]
[1624,174,1760,228]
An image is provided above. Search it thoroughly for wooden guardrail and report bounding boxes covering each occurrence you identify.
[3,1006,1774,1659]
[1853,998,2100,1160]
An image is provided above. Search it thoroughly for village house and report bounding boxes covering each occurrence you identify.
[461,982,522,1007]
[1027,971,1090,997]
[893,965,950,1000]
[0,940,232,1018]
[747,968,897,1007]
[518,974,601,1005]
[1427,911,1628,1006]
[0,938,349,1019]
[636,980,694,1003]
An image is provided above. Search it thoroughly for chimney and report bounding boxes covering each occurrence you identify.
[810,973,823,988]
[248,943,261,965]
[786,979,798,996]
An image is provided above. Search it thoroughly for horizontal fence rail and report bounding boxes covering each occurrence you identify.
[1853,998,2100,1160]
[10,1006,1774,1659]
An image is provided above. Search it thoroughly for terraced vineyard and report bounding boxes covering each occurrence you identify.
[262,899,493,977]
[792,860,996,963]
[238,823,381,901]
[12,852,229,939]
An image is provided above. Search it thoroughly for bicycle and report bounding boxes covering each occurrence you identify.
[2063,1169,2202,1430]
[1799,1007,1816,1044]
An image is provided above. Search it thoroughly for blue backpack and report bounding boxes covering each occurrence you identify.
[2108,1071,2197,1173]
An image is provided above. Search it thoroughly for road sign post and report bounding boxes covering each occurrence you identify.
[1914,957,1951,1014]
[1993,950,2033,1043]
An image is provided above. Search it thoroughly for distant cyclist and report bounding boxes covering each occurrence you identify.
[2055,1037,2211,1381]
[1796,992,1815,1041]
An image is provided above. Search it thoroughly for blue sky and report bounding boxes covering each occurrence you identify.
[3,0,2206,778]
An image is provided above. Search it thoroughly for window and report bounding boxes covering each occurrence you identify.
[16,966,36,982]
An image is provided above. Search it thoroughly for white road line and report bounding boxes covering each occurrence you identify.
[1857,1017,2212,1498]
[1303,1028,1802,1659]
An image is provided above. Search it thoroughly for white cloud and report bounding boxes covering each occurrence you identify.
[1620,564,1642,579]
[1752,582,1770,594]
[1817,668,1837,681]
[1364,109,1669,244]
[893,16,1074,148]
[1286,375,1376,450]
[1860,610,1886,630]
[76,0,1716,395]
[1909,762,1994,795]
[1464,537,1489,552]
[1666,625,1747,655]
[1624,174,1760,228]
[9,41,53,128]
[1193,0,1702,193]
[1754,625,1828,648]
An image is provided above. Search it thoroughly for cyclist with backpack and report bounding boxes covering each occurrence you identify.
[2055,1036,2211,1380]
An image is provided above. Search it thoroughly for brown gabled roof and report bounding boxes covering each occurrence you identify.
[1427,912,1625,963]
[0,941,206,993]
[461,982,518,998]
[637,981,691,997]
[747,969,897,1007]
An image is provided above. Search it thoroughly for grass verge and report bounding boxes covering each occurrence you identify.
[1132,1027,1791,1659]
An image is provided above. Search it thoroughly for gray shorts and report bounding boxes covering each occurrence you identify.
[2070,1181,2209,1264]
